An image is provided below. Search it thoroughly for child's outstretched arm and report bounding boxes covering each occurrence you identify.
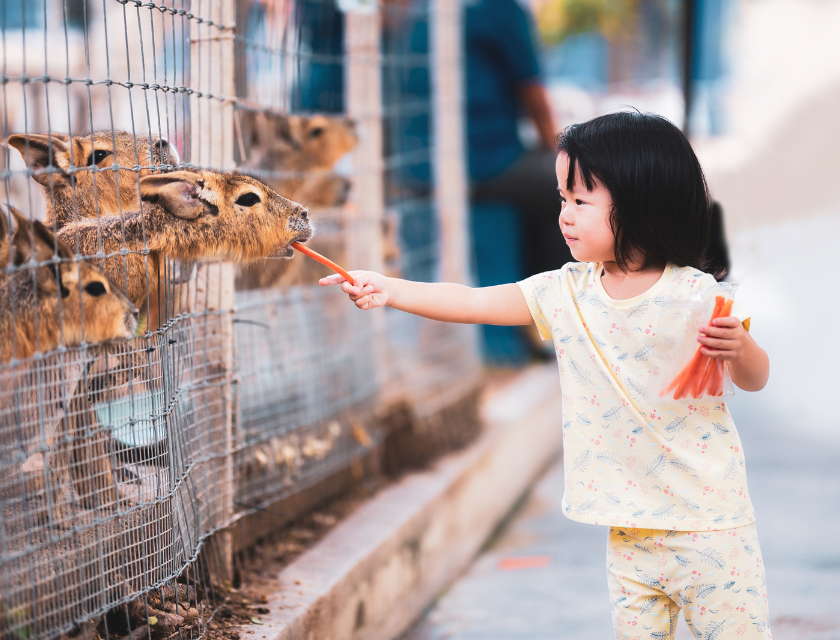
[319,272,534,327]
[698,317,770,392]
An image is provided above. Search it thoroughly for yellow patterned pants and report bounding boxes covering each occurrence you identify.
[607,524,772,639]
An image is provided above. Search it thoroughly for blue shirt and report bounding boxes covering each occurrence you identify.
[465,0,542,182]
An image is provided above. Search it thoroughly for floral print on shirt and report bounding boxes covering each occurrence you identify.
[518,263,756,530]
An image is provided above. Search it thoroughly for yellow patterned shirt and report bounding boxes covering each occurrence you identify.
[518,262,756,531]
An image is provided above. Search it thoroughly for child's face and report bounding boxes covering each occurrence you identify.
[555,153,616,264]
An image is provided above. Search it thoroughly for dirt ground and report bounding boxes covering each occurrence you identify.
[206,480,383,640]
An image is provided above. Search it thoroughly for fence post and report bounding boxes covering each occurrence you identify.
[345,12,385,274]
[433,0,470,285]
[189,0,237,584]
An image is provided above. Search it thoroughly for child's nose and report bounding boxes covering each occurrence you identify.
[559,210,572,226]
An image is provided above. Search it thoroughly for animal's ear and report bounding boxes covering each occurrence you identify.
[277,115,300,150]
[9,206,38,265]
[6,133,72,187]
[9,207,67,264]
[32,218,73,262]
[32,219,73,296]
[150,136,180,168]
[139,171,208,220]
[8,207,71,295]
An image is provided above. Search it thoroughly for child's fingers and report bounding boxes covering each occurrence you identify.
[711,316,741,328]
[699,325,739,339]
[319,274,346,287]
[354,294,374,310]
[699,347,737,360]
[697,335,736,351]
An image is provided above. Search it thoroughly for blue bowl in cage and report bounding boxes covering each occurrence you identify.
[94,390,166,448]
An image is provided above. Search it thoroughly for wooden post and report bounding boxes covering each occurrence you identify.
[432,0,470,285]
[189,0,237,584]
[345,12,385,273]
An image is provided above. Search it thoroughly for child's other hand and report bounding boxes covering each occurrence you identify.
[697,316,747,361]
[319,271,390,310]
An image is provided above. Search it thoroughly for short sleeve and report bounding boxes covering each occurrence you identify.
[517,274,553,340]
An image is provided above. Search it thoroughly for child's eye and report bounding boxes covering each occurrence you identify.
[558,196,566,204]
[575,199,585,206]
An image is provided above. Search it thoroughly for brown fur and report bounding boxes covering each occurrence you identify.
[0,208,139,524]
[6,130,178,229]
[237,110,355,206]
[238,110,357,174]
[56,170,311,309]
[0,207,138,363]
[234,110,359,289]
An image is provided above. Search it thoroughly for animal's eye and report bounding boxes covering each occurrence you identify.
[235,193,261,207]
[308,127,325,139]
[87,149,112,166]
[84,281,107,297]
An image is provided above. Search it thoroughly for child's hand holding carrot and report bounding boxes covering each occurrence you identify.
[698,316,769,392]
[697,316,749,361]
[320,271,391,310]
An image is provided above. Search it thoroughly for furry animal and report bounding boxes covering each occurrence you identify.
[237,110,356,206]
[0,206,138,363]
[0,207,139,524]
[237,110,357,175]
[234,110,361,289]
[6,130,178,229]
[56,169,311,309]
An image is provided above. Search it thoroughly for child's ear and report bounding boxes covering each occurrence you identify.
[6,133,74,188]
[139,171,213,220]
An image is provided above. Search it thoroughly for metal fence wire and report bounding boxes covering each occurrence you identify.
[0,0,479,638]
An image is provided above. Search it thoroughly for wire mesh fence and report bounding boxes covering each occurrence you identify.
[0,0,479,637]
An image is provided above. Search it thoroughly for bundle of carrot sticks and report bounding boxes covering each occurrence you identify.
[661,296,733,400]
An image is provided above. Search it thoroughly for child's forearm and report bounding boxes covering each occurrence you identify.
[728,333,770,392]
[387,278,530,326]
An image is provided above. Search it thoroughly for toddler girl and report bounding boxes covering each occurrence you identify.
[322,112,772,639]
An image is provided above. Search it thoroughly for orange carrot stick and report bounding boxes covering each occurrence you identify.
[675,350,706,399]
[708,359,725,396]
[691,298,729,397]
[701,299,733,395]
[701,301,733,395]
[665,296,728,399]
[291,242,355,286]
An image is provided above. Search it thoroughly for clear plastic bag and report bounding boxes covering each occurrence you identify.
[653,283,738,401]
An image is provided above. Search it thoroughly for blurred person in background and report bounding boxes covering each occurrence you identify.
[466,0,572,278]
[466,0,572,362]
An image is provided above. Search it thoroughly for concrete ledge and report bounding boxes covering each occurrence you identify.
[259,364,563,640]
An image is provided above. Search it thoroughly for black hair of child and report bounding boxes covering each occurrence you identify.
[556,111,715,276]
